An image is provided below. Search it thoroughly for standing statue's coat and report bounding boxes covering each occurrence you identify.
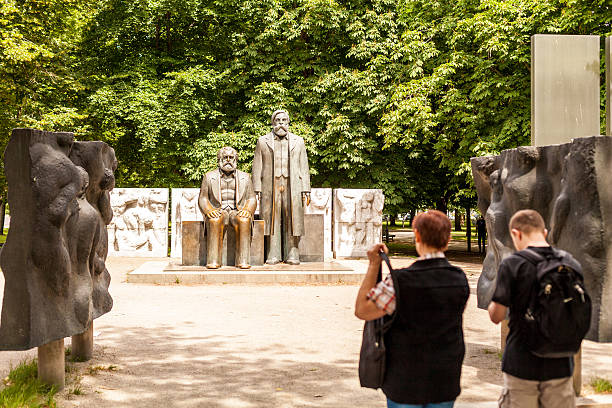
[252,131,311,236]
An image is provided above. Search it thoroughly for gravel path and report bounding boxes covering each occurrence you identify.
[1,255,611,407]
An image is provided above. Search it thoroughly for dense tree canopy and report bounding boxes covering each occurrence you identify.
[0,0,610,212]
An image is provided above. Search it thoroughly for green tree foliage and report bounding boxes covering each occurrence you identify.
[0,0,610,211]
[380,0,611,211]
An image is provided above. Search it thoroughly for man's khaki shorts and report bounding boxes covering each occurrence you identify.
[498,372,575,408]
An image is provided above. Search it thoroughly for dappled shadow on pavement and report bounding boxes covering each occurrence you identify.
[59,324,384,408]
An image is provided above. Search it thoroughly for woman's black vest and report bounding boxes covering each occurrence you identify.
[382,258,469,404]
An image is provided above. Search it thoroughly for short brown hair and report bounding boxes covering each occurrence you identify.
[509,209,546,234]
[413,210,451,250]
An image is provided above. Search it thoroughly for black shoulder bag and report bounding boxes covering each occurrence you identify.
[358,251,399,389]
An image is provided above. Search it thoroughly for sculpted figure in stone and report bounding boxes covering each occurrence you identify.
[252,110,311,264]
[471,137,612,341]
[0,129,115,350]
[199,147,257,269]
[354,191,384,248]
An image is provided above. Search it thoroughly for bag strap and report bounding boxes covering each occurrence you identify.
[515,248,547,317]
[378,250,399,332]
[515,248,545,265]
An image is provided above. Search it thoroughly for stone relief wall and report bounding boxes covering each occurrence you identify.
[113,188,383,260]
[304,188,333,259]
[170,188,202,258]
[0,129,116,350]
[107,188,169,257]
[333,189,384,257]
[471,136,612,342]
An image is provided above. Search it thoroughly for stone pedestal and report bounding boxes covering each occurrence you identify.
[182,220,264,266]
[298,214,324,262]
[71,322,93,361]
[182,221,205,266]
[38,339,65,389]
[574,348,582,396]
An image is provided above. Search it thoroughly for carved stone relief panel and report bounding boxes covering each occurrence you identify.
[107,188,169,257]
[333,189,384,257]
[170,188,202,258]
[304,188,333,259]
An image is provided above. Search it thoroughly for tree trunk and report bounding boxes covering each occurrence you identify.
[466,207,471,252]
[454,209,462,231]
[390,213,397,227]
[156,17,160,50]
[166,12,171,52]
[0,200,5,235]
[435,198,447,214]
[409,209,415,227]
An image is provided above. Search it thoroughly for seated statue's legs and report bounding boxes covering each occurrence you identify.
[206,212,226,269]
[231,211,252,269]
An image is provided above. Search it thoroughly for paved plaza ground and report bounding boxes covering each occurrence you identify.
[1,245,612,407]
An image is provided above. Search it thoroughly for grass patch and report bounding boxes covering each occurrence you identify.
[0,359,57,408]
[386,241,417,257]
[590,377,612,393]
[69,385,84,396]
[87,365,117,375]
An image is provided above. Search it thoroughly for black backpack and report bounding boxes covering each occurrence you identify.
[516,248,591,358]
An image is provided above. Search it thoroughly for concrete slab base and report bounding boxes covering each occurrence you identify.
[127,261,363,285]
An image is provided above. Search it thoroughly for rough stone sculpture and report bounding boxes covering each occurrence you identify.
[170,188,202,258]
[333,189,384,257]
[471,136,612,342]
[0,129,116,350]
[107,188,169,257]
[252,110,311,265]
[199,147,257,269]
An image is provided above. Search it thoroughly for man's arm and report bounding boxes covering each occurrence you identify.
[252,139,263,193]
[488,301,507,324]
[354,243,387,321]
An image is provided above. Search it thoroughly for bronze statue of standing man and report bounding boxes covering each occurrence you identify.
[252,110,311,265]
[199,147,257,269]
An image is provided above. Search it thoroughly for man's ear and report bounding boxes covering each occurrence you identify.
[414,228,421,243]
[510,228,521,240]
[543,228,548,239]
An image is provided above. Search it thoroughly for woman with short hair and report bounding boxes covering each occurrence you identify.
[355,210,470,408]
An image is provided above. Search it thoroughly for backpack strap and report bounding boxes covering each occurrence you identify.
[515,248,545,265]
[378,251,399,333]
[514,249,546,321]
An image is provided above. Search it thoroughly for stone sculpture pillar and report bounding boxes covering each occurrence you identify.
[471,137,612,343]
[0,129,116,387]
[531,35,600,146]
[607,36,611,136]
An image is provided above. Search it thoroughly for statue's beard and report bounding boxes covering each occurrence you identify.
[222,162,236,172]
[274,125,288,137]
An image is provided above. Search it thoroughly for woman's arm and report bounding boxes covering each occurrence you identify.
[355,243,388,321]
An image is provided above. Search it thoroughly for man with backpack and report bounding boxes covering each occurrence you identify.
[488,209,591,408]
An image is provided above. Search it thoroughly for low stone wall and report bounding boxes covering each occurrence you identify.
[108,187,384,260]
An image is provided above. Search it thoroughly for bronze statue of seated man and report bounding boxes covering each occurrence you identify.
[198,147,257,269]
